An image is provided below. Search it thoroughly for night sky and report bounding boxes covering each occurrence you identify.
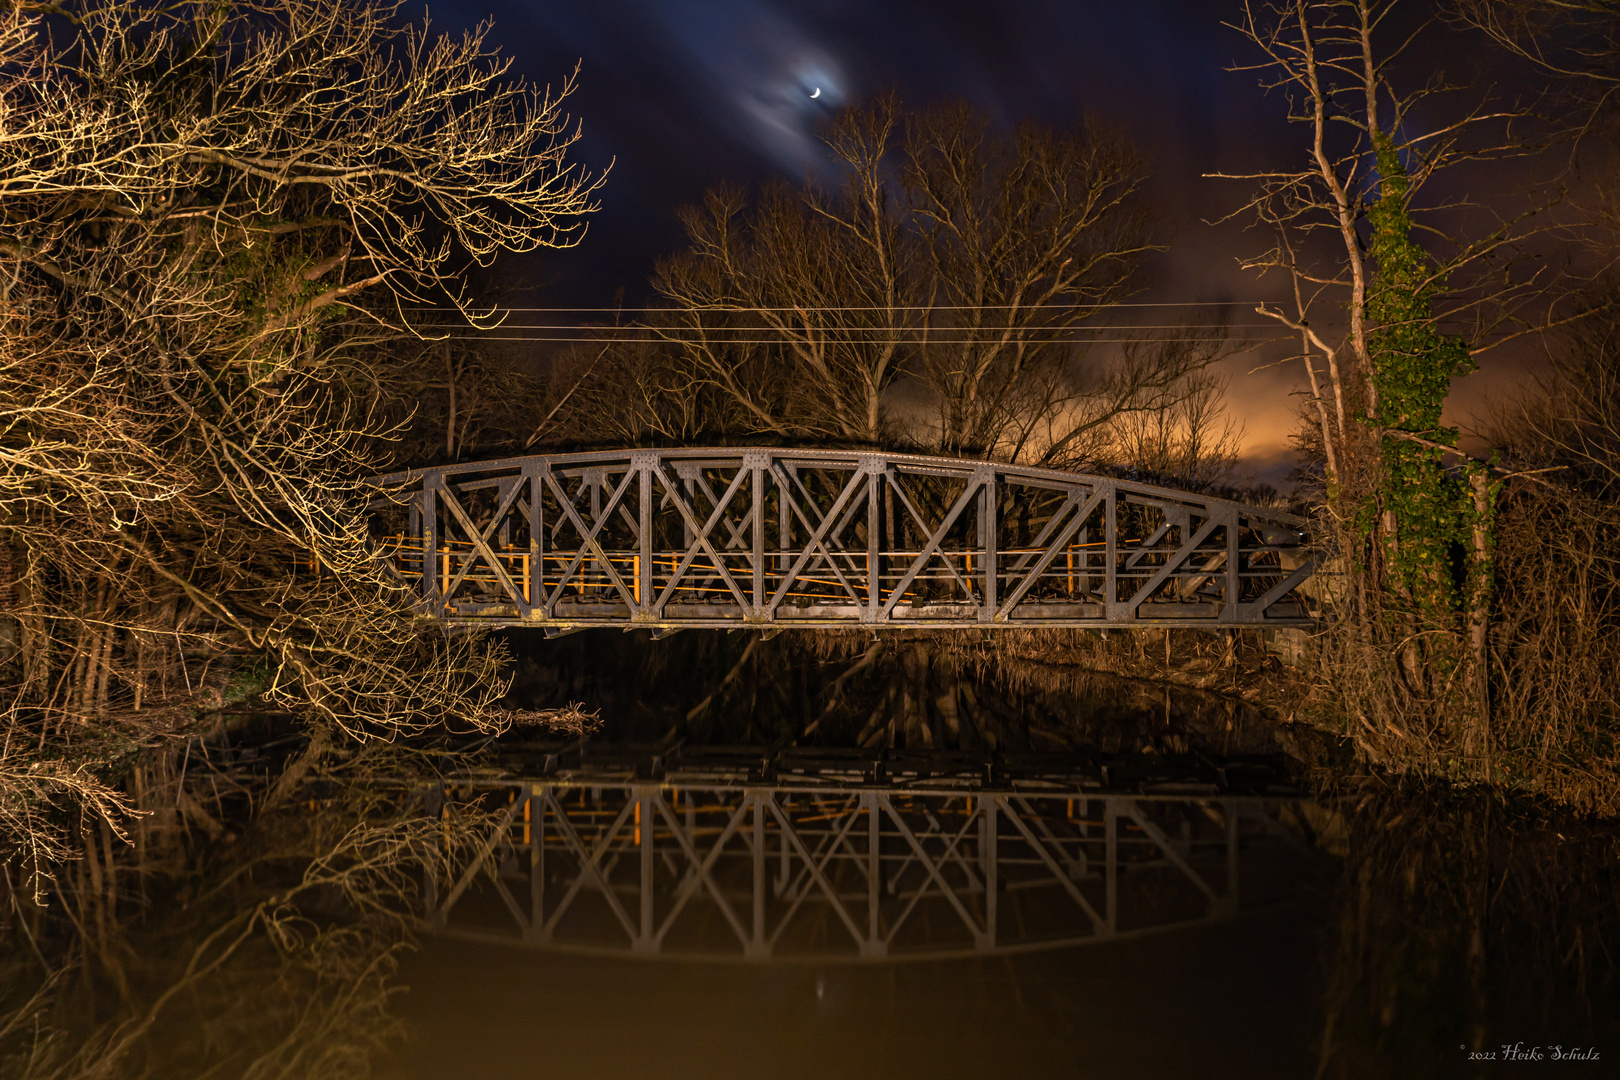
[428,0,1539,482]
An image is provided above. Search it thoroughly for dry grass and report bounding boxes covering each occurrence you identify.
[1288,483,1620,817]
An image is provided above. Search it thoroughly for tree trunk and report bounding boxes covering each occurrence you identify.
[1466,472,1493,774]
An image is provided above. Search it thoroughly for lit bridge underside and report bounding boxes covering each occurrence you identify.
[424,746,1311,962]
[369,448,1317,632]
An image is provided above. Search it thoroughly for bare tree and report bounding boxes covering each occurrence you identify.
[651,99,914,445]
[1455,0,1620,110]
[1102,369,1244,490]
[1218,1,1551,495]
[604,95,1227,471]
[0,0,601,876]
[901,103,1167,464]
[1217,0,1586,786]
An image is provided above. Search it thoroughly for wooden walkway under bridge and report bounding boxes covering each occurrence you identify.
[368,448,1318,633]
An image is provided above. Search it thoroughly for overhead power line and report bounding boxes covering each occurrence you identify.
[400,300,1281,313]
[442,322,1278,332]
[434,334,1287,344]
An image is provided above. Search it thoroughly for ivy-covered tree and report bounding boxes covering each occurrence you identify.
[1220,0,1555,776]
[1364,134,1478,617]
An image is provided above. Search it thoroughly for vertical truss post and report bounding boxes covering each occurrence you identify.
[978,469,998,621]
[534,464,550,616]
[979,794,997,951]
[421,477,438,608]
[1104,486,1119,620]
[527,784,544,942]
[680,466,695,551]
[421,781,442,921]
[1105,796,1118,936]
[1076,796,1090,875]
[522,461,541,614]
[777,462,791,577]
[748,791,768,960]
[862,791,885,958]
[1076,526,1089,599]
[777,795,791,896]
[865,463,881,622]
[585,469,603,593]
[406,497,421,591]
[499,481,512,551]
[636,784,655,953]
[978,795,990,878]
[637,454,654,617]
[749,454,766,617]
[1223,508,1240,621]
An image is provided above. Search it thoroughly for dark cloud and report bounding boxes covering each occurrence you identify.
[433,0,1297,303]
[424,1,1545,474]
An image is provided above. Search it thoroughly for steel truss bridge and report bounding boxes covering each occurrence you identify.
[424,745,1311,962]
[369,448,1318,633]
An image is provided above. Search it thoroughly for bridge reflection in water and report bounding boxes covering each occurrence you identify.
[370,448,1318,632]
[425,747,1310,962]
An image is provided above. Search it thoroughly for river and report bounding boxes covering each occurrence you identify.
[364,630,1618,1079]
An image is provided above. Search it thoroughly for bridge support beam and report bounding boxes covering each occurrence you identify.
[370,448,1316,633]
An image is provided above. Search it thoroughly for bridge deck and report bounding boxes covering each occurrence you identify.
[370,448,1318,632]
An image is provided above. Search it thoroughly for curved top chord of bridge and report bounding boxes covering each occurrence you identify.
[369,448,1318,633]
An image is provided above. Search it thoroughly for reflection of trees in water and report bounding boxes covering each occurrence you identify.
[506,628,1292,757]
[0,738,497,1080]
[1313,779,1620,1078]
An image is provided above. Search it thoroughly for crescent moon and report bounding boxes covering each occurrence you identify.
[810,87,821,99]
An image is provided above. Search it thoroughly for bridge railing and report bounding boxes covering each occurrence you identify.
[367,448,1318,631]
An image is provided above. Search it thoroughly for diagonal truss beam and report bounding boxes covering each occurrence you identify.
[767,464,873,610]
[771,462,867,605]
[651,792,753,950]
[650,463,752,613]
[541,789,640,942]
[996,489,1105,619]
[998,796,1109,935]
[1121,513,1223,615]
[542,467,640,611]
[373,448,1317,631]
[881,471,990,615]
[883,471,979,602]
[880,794,988,945]
[766,794,869,951]
[437,479,528,607]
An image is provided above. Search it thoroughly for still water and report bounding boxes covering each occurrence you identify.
[375,632,1616,1080]
[379,907,1323,1080]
